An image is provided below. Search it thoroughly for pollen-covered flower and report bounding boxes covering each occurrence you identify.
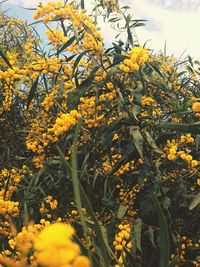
[119,47,149,73]
[34,223,90,267]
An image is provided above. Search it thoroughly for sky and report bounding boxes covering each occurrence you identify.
[2,0,200,59]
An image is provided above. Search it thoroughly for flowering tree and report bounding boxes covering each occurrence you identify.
[0,0,200,266]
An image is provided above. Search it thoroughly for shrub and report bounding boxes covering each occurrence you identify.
[0,1,199,266]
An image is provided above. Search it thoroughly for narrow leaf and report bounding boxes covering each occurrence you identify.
[130,126,144,158]
[117,205,128,219]
[72,50,91,76]
[135,218,142,251]
[189,191,200,210]
[145,131,163,154]
[27,77,39,109]
[0,50,13,69]
[153,195,170,267]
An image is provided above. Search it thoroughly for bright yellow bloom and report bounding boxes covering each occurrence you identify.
[119,47,149,73]
[191,160,198,168]
[73,256,90,267]
[192,102,200,113]
[34,223,83,267]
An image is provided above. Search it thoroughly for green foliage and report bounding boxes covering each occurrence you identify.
[0,1,200,267]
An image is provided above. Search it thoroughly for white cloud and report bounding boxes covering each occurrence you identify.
[6,0,200,59]
[7,0,48,7]
[124,0,200,58]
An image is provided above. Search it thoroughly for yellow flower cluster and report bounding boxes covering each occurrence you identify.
[53,110,81,136]
[0,67,28,112]
[141,96,157,107]
[99,82,117,102]
[34,223,90,267]
[103,154,134,176]
[2,220,90,267]
[5,51,18,65]
[113,223,132,267]
[6,220,51,265]
[0,220,11,238]
[179,134,194,144]
[140,95,162,119]
[9,224,43,255]
[0,199,19,218]
[192,101,200,118]
[0,166,32,200]
[26,118,58,167]
[33,1,63,21]
[78,96,105,128]
[164,135,199,168]
[176,236,200,265]
[40,195,58,218]
[46,29,67,46]
[118,184,142,217]
[33,1,103,54]
[26,82,72,168]
[41,88,57,111]
[165,140,178,161]
[28,56,63,77]
[94,69,107,82]
[178,151,198,168]
[119,47,149,73]
[82,32,103,55]
[23,37,35,59]
[67,207,90,224]
[160,62,173,73]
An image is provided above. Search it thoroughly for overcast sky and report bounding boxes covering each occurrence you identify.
[4,0,200,59]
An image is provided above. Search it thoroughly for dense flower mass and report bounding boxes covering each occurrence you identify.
[119,47,149,72]
[46,29,67,46]
[34,223,90,267]
[53,110,82,136]
[0,0,200,267]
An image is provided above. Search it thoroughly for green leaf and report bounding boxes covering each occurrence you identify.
[72,49,91,76]
[80,185,112,266]
[153,195,170,267]
[145,131,163,154]
[135,218,142,251]
[56,35,76,55]
[148,226,155,247]
[131,104,141,121]
[188,55,193,67]
[127,25,133,46]
[56,78,65,103]
[130,126,144,158]
[27,77,39,109]
[189,191,200,210]
[162,196,171,211]
[117,205,128,219]
[81,0,85,9]
[0,49,13,69]
[148,62,163,78]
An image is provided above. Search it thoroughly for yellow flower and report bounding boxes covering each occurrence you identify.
[186,155,193,162]
[119,47,149,73]
[73,255,90,267]
[34,223,82,267]
[168,154,176,160]
[34,223,75,250]
[191,160,198,168]
[192,102,200,113]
